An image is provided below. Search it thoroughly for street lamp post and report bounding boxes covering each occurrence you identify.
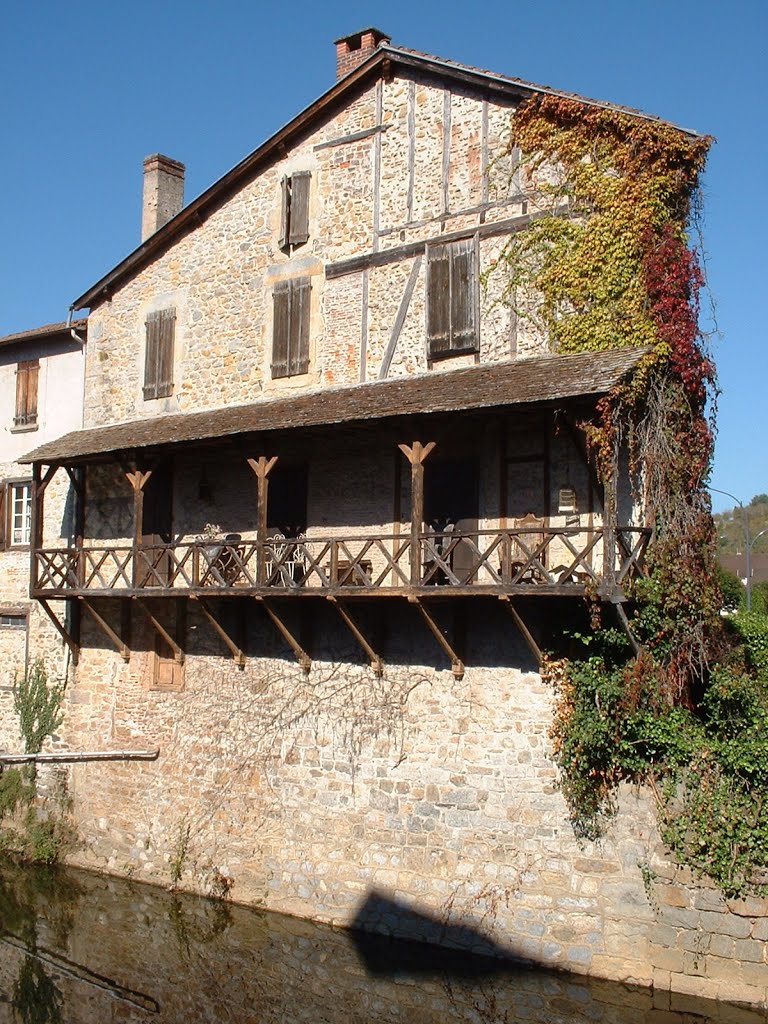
[709,488,766,611]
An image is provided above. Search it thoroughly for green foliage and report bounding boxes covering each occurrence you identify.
[750,581,768,617]
[715,563,744,613]
[730,612,768,675]
[169,817,191,887]
[13,660,64,755]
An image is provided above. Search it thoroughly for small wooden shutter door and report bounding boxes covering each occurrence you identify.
[155,308,176,398]
[272,282,291,378]
[427,244,451,356]
[288,172,311,247]
[15,361,38,426]
[279,176,290,249]
[449,238,477,352]
[0,484,6,550]
[144,311,161,398]
[289,278,311,375]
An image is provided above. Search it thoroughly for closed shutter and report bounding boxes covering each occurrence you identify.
[426,245,451,356]
[14,360,39,426]
[289,278,311,375]
[288,172,311,247]
[279,176,290,250]
[0,484,6,550]
[450,239,477,352]
[272,282,291,378]
[144,308,175,399]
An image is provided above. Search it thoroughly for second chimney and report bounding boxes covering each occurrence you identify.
[142,154,185,241]
[334,28,390,80]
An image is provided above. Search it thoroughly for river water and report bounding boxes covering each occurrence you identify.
[0,860,759,1023]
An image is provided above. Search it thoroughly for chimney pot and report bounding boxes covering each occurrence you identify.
[142,154,185,241]
[334,27,390,81]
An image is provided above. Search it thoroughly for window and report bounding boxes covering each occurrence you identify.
[0,612,26,629]
[279,171,311,250]
[14,359,39,428]
[1,481,32,549]
[143,307,176,400]
[426,237,479,360]
[272,278,311,379]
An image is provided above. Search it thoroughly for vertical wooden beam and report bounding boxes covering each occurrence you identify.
[246,455,279,584]
[398,441,437,586]
[66,465,86,588]
[31,463,58,591]
[124,465,153,588]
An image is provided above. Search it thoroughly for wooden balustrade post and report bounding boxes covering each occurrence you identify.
[398,441,437,586]
[123,464,153,589]
[247,456,278,585]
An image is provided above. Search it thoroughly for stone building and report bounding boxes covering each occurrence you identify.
[20,30,767,1006]
[0,319,85,749]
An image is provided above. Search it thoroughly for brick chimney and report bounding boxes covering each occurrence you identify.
[141,154,185,241]
[334,28,390,80]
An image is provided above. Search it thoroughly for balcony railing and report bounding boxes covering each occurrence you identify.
[33,526,650,598]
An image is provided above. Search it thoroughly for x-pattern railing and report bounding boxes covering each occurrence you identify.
[33,526,650,596]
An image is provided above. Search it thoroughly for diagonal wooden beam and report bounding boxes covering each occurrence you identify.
[133,600,184,664]
[327,597,383,676]
[499,595,542,667]
[409,597,464,679]
[199,599,246,668]
[81,599,130,662]
[38,599,79,665]
[254,597,311,674]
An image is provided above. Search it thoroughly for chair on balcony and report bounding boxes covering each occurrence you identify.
[510,514,547,583]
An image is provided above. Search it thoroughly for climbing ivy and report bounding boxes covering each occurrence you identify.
[497,95,768,896]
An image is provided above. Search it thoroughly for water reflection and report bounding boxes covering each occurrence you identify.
[0,860,759,1023]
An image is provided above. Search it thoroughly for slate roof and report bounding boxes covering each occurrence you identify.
[0,319,87,350]
[23,346,648,465]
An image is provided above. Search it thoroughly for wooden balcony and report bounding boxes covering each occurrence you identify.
[32,525,650,600]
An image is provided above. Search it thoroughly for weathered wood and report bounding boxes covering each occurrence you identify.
[134,600,184,664]
[247,455,278,584]
[442,89,451,216]
[199,598,246,668]
[313,122,390,152]
[38,599,79,664]
[399,441,437,585]
[328,597,383,675]
[81,599,130,662]
[500,595,543,666]
[0,750,159,764]
[255,597,311,673]
[410,598,464,679]
[379,255,422,379]
[406,80,416,223]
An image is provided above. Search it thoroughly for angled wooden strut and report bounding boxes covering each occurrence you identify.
[81,599,130,662]
[38,599,79,665]
[254,597,311,674]
[199,598,246,668]
[409,597,464,679]
[327,596,384,676]
[134,600,185,664]
[499,595,542,667]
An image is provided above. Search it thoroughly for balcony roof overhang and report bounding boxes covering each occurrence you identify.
[23,346,648,466]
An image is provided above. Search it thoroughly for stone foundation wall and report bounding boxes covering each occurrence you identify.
[55,602,768,1008]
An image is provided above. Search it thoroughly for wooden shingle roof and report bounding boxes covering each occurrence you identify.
[23,347,647,465]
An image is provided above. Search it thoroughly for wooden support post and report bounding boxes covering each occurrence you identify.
[124,464,153,588]
[247,455,278,585]
[614,601,642,657]
[30,463,58,588]
[66,465,86,588]
[398,441,437,586]
[82,599,130,662]
[328,597,384,676]
[255,597,311,674]
[409,597,464,679]
[499,595,543,667]
[38,599,79,664]
[134,600,185,664]
[199,599,246,668]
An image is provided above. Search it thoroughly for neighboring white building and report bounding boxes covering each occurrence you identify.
[0,319,86,748]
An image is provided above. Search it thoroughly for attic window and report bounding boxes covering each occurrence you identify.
[279,172,311,250]
[143,307,176,400]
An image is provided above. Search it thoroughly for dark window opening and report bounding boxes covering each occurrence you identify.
[268,464,308,538]
[424,458,479,529]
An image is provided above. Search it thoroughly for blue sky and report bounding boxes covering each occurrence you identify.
[1,1,765,511]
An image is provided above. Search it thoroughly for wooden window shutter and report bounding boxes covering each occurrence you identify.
[279,176,290,250]
[449,238,478,352]
[289,278,311,375]
[427,245,451,356]
[144,308,175,399]
[288,172,311,247]
[0,483,6,550]
[14,360,39,426]
[272,282,291,378]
